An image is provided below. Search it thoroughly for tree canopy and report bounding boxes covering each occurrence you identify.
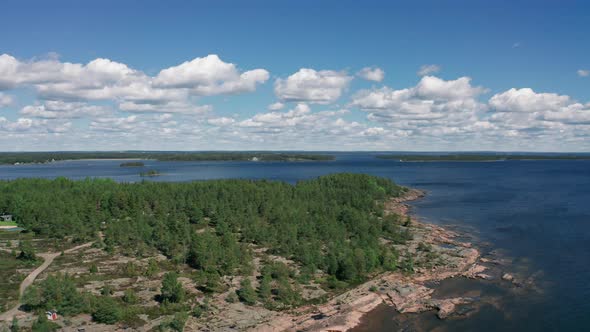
[1,174,408,284]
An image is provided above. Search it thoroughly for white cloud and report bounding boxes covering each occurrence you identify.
[0,116,72,133]
[154,54,269,95]
[208,117,235,126]
[1,52,590,151]
[0,53,267,116]
[90,115,138,132]
[417,64,440,76]
[351,76,486,122]
[489,88,571,112]
[541,104,590,124]
[274,68,352,104]
[357,67,385,82]
[267,102,285,111]
[578,69,589,77]
[21,100,108,119]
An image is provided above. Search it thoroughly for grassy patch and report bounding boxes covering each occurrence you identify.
[0,251,39,311]
[0,221,18,227]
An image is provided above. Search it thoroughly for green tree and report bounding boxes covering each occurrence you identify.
[22,274,87,315]
[202,271,224,294]
[236,279,257,305]
[122,289,138,304]
[92,296,122,324]
[168,311,188,332]
[31,314,59,332]
[257,272,272,302]
[18,240,36,261]
[144,258,159,277]
[160,272,184,303]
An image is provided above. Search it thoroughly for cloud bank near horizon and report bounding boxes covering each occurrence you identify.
[0,53,589,151]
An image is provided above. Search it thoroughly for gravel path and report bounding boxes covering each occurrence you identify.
[0,242,93,322]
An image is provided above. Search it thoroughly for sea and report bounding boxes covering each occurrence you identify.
[1,152,588,331]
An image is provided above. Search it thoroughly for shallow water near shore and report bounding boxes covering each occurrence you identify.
[1,152,589,331]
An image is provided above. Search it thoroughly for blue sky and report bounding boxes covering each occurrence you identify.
[0,0,589,151]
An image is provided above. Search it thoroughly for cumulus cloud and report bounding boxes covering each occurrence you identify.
[417,64,440,76]
[221,103,381,149]
[1,52,590,151]
[208,117,235,126]
[578,69,589,77]
[357,67,385,82]
[350,76,590,150]
[541,104,590,124]
[90,115,138,132]
[351,76,486,123]
[0,54,268,99]
[0,116,72,133]
[21,100,108,119]
[267,102,285,111]
[489,88,571,112]
[274,68,352,104]
[0,53,267,115]
[154,54,269,95]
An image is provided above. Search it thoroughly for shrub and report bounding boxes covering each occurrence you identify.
[18,240,36,261]
[160,272,185,304]
[92,296,122,324]
[236,279,257,305]
[168,311,188,332]
[100,285,113,296]
[31,314,60,332]
[122,289,138,304]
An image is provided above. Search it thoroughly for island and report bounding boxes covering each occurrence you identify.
[0,174,510,331]
[120,161,145,167]
[377,153,590,162]
[0,152,335,165]
[139,169,161,177]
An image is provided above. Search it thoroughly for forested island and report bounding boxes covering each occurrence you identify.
[376,153,590,162]
[0,152,334,165]
[0,174,493,331]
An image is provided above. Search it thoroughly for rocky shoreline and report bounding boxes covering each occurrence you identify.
[252,189,498,332]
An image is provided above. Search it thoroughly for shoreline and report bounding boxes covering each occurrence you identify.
[253,188,493,332]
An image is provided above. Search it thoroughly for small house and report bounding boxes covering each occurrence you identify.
[46,310,58,321]
[0,215,13,222]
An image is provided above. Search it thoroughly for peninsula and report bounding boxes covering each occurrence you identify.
[0,174,506,331]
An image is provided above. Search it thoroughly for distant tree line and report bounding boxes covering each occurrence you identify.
[376,153,590,162]
[0,152,334,164]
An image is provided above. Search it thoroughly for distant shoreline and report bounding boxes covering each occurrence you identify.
[377,154,590,162]
[0,152,335,165]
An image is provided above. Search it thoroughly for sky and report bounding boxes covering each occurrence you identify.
[0,0,589,152]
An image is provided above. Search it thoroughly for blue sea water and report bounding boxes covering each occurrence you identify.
[1,153,589,331]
